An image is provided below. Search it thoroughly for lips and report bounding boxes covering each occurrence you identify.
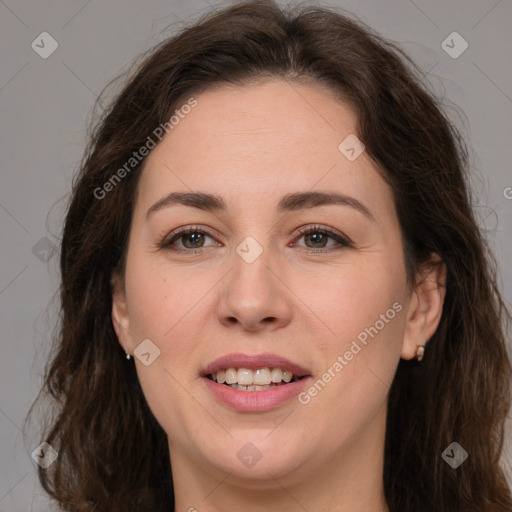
[201,353,312,412]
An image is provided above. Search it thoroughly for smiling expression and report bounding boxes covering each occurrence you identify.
[111,78,429,495]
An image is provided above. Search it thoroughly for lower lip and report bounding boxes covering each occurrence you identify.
[202,376,311,412]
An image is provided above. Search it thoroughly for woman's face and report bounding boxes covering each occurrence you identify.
[112,79,440,495]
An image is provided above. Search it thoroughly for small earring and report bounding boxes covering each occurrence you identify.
[416,345,425,362]
[126,353,131,360]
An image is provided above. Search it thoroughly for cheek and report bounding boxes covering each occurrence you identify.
[326,266,405,391]
[294,256,406,346]
[297,258,407,416]
[123,251,219,384]
[296,271,405,437]
[125,253,204,434]
[124,250,199,339]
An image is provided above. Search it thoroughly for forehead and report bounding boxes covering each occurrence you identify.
[136,79,394,219]
[163,78,356,155]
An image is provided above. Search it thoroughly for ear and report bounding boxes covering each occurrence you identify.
[401,254,447,360]
[111,272,133,355]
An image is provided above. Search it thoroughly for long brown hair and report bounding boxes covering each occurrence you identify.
[27,1,512,510]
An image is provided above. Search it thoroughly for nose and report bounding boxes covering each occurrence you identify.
[215,244,293,332]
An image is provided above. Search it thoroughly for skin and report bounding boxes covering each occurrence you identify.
[111,79,446,512]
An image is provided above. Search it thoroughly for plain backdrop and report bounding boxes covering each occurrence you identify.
[1,0,511,510]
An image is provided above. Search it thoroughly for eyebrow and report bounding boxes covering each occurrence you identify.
[145,191,375,221]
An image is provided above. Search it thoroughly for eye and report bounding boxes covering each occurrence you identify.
[160,226,219,253]
[159,224,353,254]
[291,225,353,252]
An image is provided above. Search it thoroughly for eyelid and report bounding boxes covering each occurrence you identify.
[159,225,220,248]
[292,224,354,249]
[159,224,353,252]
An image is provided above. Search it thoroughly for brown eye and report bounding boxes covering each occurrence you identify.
[179,231,206,249]
[160,224,352,254]
[161,227,218,252]
[293,226,353,252]
[303,231,330,248]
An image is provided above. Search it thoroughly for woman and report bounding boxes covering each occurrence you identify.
[28,1,512,511]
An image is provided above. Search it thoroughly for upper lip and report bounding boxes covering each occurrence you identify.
[202,352,311,378]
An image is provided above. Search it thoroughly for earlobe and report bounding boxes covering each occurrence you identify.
[110,273,132,353]
[401,255,447,360]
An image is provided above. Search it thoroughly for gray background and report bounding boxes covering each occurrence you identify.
[1,0,511,510]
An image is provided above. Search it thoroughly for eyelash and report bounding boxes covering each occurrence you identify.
[159,224,353,255]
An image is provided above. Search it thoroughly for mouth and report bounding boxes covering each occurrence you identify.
[206,367,306,391]
[201,353,311,411]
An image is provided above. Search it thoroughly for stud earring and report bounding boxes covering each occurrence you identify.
[416,345,425,362]
[126,353,131,360]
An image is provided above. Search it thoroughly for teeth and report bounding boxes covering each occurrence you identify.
[225,368,237,384]
[237,368,253,386]
[210,367,301,387]
[271,368,283,383]
[254,368,271,385]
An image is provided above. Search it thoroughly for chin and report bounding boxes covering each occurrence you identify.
[198,433,311,484]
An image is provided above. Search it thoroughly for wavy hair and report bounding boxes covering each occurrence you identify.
[28,1,512,510]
